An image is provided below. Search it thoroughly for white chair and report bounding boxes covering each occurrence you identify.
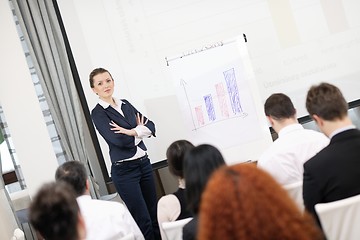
[162,217,193,240]
[11,228,25,240]
[283,181,304,211]
[9,189,31,212]
[315,194,360,240]
[119,232,135,240]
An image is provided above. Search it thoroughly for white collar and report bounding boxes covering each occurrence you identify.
[77,195,92,201]
[329,125,356,139]
[98,98,123,109]
[278,123,303,138]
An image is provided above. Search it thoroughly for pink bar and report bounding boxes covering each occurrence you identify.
[215,83,229,118]
[195,106,205,126]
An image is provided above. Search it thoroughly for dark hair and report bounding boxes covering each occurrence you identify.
[29,182,81,240]
[89,67,113,88]
[166,140,194,178]
[55,161,87,196]
[199,164,323,240]
[184,144,226,214]
[306,82,348,120]
[264,93,296,120]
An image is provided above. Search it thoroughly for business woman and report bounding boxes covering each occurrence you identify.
[89,67,160,240]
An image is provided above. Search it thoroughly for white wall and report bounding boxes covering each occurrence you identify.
[1,0,360,196]
[0,0,59,197]
[57,0,360,170]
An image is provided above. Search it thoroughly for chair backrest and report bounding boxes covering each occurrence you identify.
[315,194,360,240]
[119,232,135,240]
[162,217,193,240]
[11,228,25,240]
[283,181,304,211]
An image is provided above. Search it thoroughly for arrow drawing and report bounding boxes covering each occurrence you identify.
[180,78,197,130]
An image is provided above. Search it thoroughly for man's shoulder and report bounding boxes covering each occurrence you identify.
[92,198,126,208]
[81,198,126,215]
[302,128,324,135]
[292,127,328,141]
[258,139,288,165]
[304,146,330,170]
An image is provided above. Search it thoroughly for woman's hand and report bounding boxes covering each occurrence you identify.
[136,113,148,126]
[110,121,136,136]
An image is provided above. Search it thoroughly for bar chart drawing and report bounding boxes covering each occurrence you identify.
[181,67,249,130]
[168,38,272,157]
[224,68,243,114]
[204,94,216,122]
[195,106,205,126]
[215,82,229,118]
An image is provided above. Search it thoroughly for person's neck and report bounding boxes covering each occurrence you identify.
[274,118,298,134]
[178,178,185,189]
[323,117,353,137]
[101,97,116,106]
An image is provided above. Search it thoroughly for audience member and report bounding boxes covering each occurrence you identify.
[258,93,329,185]
[29,181,86,240]
[304,82,360,227]
[182,144,226,240]
[55,161,144,240]
[157,140,194,239]
[198,164,323,240]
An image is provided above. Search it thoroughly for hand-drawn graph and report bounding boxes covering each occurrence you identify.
[168,38,273,159]
[215,82,229,118]
[224,68,243,114]
[181,67,248,130]
[203,94,216,122]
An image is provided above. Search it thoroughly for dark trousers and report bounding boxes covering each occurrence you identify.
[111,157,160,240]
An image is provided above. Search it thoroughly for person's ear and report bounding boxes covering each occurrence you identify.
[267,116,274,127]
[86,179,90,191]
[312,114,323,126]
[91,88,98,95]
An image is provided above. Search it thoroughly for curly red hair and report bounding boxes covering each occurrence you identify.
[198,164,323,240]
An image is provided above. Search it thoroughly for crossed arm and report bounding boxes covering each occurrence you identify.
[109,113,149,137]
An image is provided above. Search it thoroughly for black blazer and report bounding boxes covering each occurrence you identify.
[303,128,360,226]
[91,99,155,163]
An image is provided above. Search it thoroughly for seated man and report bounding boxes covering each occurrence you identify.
[55,161,144,240]
[29,181,86,240]
[258,93,329,185]
[304,82,360,227]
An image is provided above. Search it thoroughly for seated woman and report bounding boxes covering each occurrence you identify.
[198,163,324,240]
[157,140,194,240]
[182,144,226,240]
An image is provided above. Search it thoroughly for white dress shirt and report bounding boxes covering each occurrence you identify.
[258,124,329,185]
[77,195,144,240]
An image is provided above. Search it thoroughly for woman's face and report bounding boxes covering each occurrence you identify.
[91,72,115,100]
